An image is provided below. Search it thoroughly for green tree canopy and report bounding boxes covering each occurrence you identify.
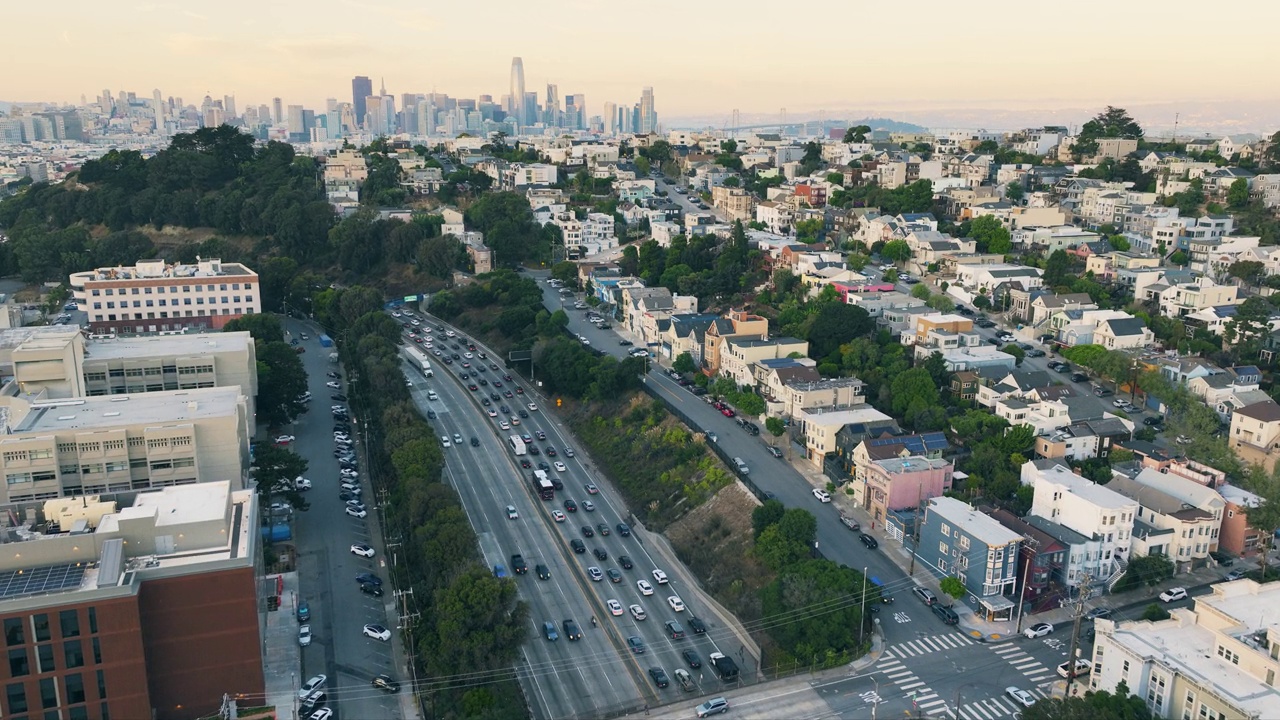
[881,239,911,263]
[807,303,874,362]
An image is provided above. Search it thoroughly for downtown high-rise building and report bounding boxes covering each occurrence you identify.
[271,97,283,125]
[351,75,372,127]
[639,87,656,133]
[510,57,526,129]
[603,102,617,135]
[545,84,560,127]
[223,95,237,120]
[565,94,584,130]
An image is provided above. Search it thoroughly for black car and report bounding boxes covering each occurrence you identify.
[932,604,959,625]
[535,564,551,580]
[562,619,582,641]
[593,547,608,561]
[339,491,361,502]
[682,650,701,668]
[470,437,480,447]
[511,554,528,574]
[356,573,383,586]
[570,540,586,554]
[860,533,879,550]
[581,525,595,538]
[360,582,384,597]
[372,674,400,693]
[564,498,577,512]
[1143,416,1163,426]
[331,393,347,401]
[616,523,631,537]
[426,410,437,419]
[648,667,669,688]
[520,458,532,469]
[619,555,634,569]
[687,616,707,634]
[518,409,529,418]
[597,523,610,536]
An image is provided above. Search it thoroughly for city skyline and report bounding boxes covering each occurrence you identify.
[6,0,1280,128]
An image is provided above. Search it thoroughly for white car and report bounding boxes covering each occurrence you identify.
[652,569,669,584]
[506,505,519,520]
[528,403,538,411]
[629,604,647,621]
[608,599,624,616]
[294,476,312,491]
[362,624,392,641]
[298,674,327,699]
[1023,622,1054,639]
[667,595,686,612]
[464,352,473,358]
[1160,587,1188,603]
[350,543,375,558]
[554,461,567,472]
[813,488,832,503]
[588,566,604,582]
[298,624,312,646]
[488,409,498,417]
[392,311,401,318]
[1005,687,1036,708]
[552,510,567,523]
[274,435,295,444]
[637,579,654,596]
[441,435,451,448]
[340,481,360,492]
[326,381,341,389]
[345,506,368,519]
[340,469,359,479]
[582,500,595,512]
[499,421,511,431]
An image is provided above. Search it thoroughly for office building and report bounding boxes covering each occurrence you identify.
[1091,579,1280,719]
[545,84,560,127]
[69,259,261,335]
[0,385,250,504]
[286,105,304,138]
[352,76,372,126]
[0,480,262,720]
[604,102,617,135]
[565,94,584,130]
[510,57,526,128]
[222,95,236,120]
[640,86,656,133]
[271,98,282,125]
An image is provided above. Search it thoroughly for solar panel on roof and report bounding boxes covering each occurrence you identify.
[0,564,88,601]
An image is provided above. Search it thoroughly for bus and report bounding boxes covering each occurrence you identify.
[509,435,527,456]
[531,470,554,500]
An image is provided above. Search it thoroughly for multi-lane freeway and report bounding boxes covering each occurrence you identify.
[397,311,745,719]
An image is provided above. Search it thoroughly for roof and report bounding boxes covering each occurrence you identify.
[1104,475,1215,521]
[981,506,1066,553]
[1234,400,1280,423]
[926,497,1022,547]
[864,432,949,456]
[1023,514,1091,546]
[7,387,242,434]
[1025,461,1136,510]
[84,331,252,360]
[1130,467,1224,510]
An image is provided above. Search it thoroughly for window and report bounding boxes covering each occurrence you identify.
[6,618,25,646]
[91,638,100,665]
[96,669,106,698]
[65,673,86,704]
[33,614,50,642]
[87,608,96,636]
[941,523,950,537]
[59,610,80,638]
[63,639,83,669]
[7,682,27,713]
[1217,645,1240,664]
[10,647,30,676]
[36,643,54,672]
[939,541,949,554]
[40,676,58,709]
[71,706,89,720]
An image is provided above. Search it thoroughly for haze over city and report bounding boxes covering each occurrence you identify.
[7,0,1280,131]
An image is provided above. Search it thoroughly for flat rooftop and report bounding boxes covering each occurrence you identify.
[0,325,82,353]
[8,386,241,434]
[83,331,251,360]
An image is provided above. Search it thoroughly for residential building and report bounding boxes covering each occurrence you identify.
[1034,418,1132,461]
[1024,512,1101,589]
[1228,399,1280,471]
[720,336,809,389]
[930,345,1018,373]
[918,497,1022,620]
[1090,580,1280,720]
[702,309,769,377]
[844,290,927,319]
[662,313,720,365]
[754,201,795,235]
[1094,316,1156,350]
[1217,484,1265,558]
[952,263,1043,294]
[862,454,953,525]
[1106,473,1221,574]
[796,406,895,469]
[0,386,250,504]
[0,481,262,720]
[711,186,755,221]
[984,507,1069,604]
[1021,292,1097,328]
[1023,460,1137,586]
[842,432,949,503]
[70,259,261,335]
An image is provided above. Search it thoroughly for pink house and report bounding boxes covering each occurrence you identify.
[863,456,953,523]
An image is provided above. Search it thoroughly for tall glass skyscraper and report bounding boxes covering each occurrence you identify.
[351,76,372,127]
[510,57,526,129]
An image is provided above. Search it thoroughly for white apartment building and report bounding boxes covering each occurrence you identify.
[1157,277,1240,318]
[70,259,261,335]
[579,213,617,255]
[1091,580,1280,720]
[1107,473,1222,574]
[1022,460,1136,585]
[0,386,250,504]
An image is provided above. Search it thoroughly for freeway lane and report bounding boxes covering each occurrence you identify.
[403,316,740,716]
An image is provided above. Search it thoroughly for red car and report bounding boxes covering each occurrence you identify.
[721,408,735,418]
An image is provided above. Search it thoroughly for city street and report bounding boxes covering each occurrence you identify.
[283,320,405,720]
[403,313,750,718]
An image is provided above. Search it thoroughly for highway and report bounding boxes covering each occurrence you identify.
[398,313,739,718]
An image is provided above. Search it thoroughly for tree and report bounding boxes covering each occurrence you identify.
[939,577,966,600]
[926,294,955,312]
[1227,178,1251,208]
[1107,234,1130,251]
[251,443,309,509]
[843,125,871,143]
[550,261,578,285]
[1022,682,1152,720]
[880,239,911,263]
[968,215,1012,254]
[973,294,991,310]
[1169,249,1189,266]
[1080,106,1145,142]
[889,368,941,428]
[910,283,932,300]
[765,417,786,439]
[1141,603,1171,622]
[1005,181,1024,202]
[1116,555,1174,591]
[1003,343,1026,365]
[672,352,696,374]
[807,303,874,361]
[1228,260,1266,288]
[1043,249,1072,286]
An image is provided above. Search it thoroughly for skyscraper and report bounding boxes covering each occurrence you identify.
[351,76,372,127]
[639,87,656,134]
[223,95,237,120]
[510,57,526,129]
[271,97,283,125]
[545,84,560,127]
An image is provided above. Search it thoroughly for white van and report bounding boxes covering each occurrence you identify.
[732,457,749,475]
[426,390,439,401]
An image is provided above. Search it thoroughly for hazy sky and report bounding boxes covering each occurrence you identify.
[8,0,1280,127]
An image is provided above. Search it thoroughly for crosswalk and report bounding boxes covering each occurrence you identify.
[882,632,977,658]
[990,642,1057,685]
[950,691,1045,720]
[874,640,956,717]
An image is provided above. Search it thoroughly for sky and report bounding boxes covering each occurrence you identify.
[7,0,1280,131]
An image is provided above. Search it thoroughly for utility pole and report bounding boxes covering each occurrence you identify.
[870,677,880,720]
[1064,574,1094,698]
[908,485,925,576]
[1015,536,1039,634]
[858,566,868,647]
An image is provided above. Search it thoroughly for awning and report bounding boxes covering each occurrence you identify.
[979,595,1015,612]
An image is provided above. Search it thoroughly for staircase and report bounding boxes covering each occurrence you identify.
[1105,557,1129,593]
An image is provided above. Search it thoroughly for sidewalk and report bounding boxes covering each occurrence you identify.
[261,572,302,720]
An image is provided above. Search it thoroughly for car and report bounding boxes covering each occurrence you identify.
[668,595,686,612]
[637,579,654,595]
[628,635,646,654]
[860,533,879,549]
[628,604,648,621]
[562,619,583,641]
[372,674,400,693]
[1210,550,1235,567]
[340,481,360,492]
[619,555,634,569]
[493,564,507,578]
[536,564,551,580]
[1160,587,1188,603]
[1176,434,1192,445]
[653,569,669,584]
[767,445,783,458]
[512,417,522,426]
[1024,622,1054,639]
[597,523,610,536]
[529,403,539,411]
[582,500,596,511]
[1006,687,1037,708]
[326,381,341,389]
[345,506,368,518]
[616,523,631,537]
[680,649,702,668]
[506,505,519,520]
[360,582,383,597]
[564,498,578,512]
[1084,607,1113,620]
[593,547,608,560]
[553,461,567,472]
[543,621,559,641]
[1057,658,1092,678]
[607,598,624,616]
[510,554,528,575]
[545,447,556,457]
[1143,416,1163,426]
[913,587,938,605]
[470,437,480,447]
[552,510,566,523]
[307,708,333,720]
[356,573,382,587]
[648,667,670,688]
[1226,569,1248,581]
[932,604,959,625]
[299,675,327,700]
[607,568,622,583]
[1071,372,1089,382]
[588,566,604,582]
[813,488,832,503]
[666,619,686,639]
[840,514,860,531]
[584,482,599,495]
[297,600,311,622]
[518,409,529,418]
[363,624,392,641]
[440,435,452,448]
[274,435,296,445]
[1026,348,1046,357]
[696,697,730,717]
[294,476,313,491]
[570,539,586,554]
[350,543,375,558]
[499,421,510,430]
[619,339,633,346]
